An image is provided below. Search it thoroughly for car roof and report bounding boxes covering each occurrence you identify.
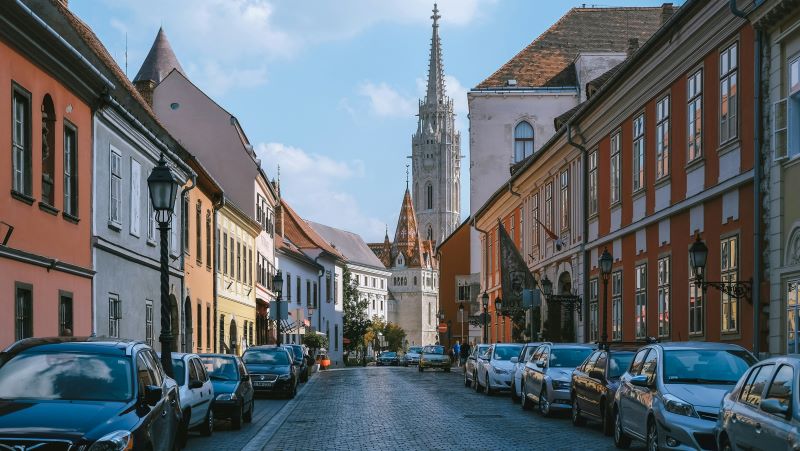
[654,341,748,351]
[198,353,239,360]
[548,343,595,349]
[246,346,290,352]
[493,343,523,347]
[3,336,145,357]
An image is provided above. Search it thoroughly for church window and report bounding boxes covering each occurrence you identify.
[427,225,433,241]
[426,183,433,210]
[514,121,534,163]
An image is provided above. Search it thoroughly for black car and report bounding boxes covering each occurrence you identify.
[242,346,298,398]
[0,337,182,450]
[283,344,309,382]
[570,346,637,435]
[377,352,400,366]
[199,354,255,430]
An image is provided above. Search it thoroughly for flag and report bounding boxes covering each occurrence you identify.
[499,220,536,310]
[534,216,560,241]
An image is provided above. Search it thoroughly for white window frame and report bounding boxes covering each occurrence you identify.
[514,121,534,163]
[632,114,646,192]
[787,279,800,353]
[657,256,671,338]
[610,132,621,204]
[588,150,598,216]
[635,264,647,339]
[656,96,670,179]
[612,271,623,341]
[688,69,703,161]
[560,169,569,232]
[689,267,704,336]
[721,235,739,333]
[109,149,122,225]
[145,300,154,347]
[63,123,78,217]
[720,42,739,144]
[589,279,598,342]
[109,294,121,338]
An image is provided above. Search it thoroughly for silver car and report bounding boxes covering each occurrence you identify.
[475,343,523,395]
[403,346,423,366]
[613,342,755,451]
[510,342,546,403]
[716,355,800,451]
[168,353,215,439]
[521,343,593,416]
[464,344,490,388]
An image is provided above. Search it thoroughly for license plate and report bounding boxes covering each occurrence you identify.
[254,381,273,388]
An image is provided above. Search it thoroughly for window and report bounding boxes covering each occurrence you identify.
[688,69,703,161]
[588,151,598,216]
[427,224,433,241]
[334,275,339,304]
[514,121,534,162]
[689,268,704,336]
[641,348,658,385]
[334,324,339,352]
[545,183,553,230]
[657,257,670,338]
[531,193,539,248]
[632,114,645,192]
[197,302,202,352]
[326,272,332,303]
[59,293,73,336]
[612,271,622,341]
[195,201,202,264]
[426,183,433,210]
[229,236,234,276]
[219,315,225,353]
[610,132,621,204]
[109,295,121,339]
[635,264,647,339]
[775,58,800,160]
[765,365,794,410]
[145,300,153,347]
[12,86,32,196]
[222,232,228,275]
[313,282,318,308]
[63,124,78,216]
[428,303,432,325]
[206,212,212,269]
[741,364,774,407]
[40,95,56,206]
[236,241,241,281]
[719,235,740,333]
[720,42,738,143]
[15,283,33,340]
[307,280,312,308]
[788,279,800,353]
[206,305,211,349]
[248,248,253,285]
[147,200,156,242]
[560,170,569,231]
[589,279,598,342]
[182,196,189,253]
[110,150,122,224]
[297,276,301,305]
[656,96,670,178]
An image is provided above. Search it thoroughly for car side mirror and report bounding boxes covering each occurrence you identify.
[241,374,250,382]
[535,359,546,368]
[761,399,790,417]
[630,375,649,387]
[189,380,203,389]
[589,368,605,380]
[510,357,519,364]
[143,385,162,406]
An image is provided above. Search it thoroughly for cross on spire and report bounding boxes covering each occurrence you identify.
[431,3,440,27]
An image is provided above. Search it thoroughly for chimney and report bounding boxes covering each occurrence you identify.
[627,38,639,57]
[275,203,284,238]
[134,80,155,107]
[661,3,675,25]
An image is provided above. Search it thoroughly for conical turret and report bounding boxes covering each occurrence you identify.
[134,27,184,85]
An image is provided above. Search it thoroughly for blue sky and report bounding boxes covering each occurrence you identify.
[72,0,673,242]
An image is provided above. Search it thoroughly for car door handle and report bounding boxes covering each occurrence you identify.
[755,423,762,434]
[731,414,737,424]
[161,409,167,418]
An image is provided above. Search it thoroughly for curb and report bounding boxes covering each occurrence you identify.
[241,373,321,451]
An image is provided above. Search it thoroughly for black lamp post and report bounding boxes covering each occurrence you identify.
[481,292,489,344]
[494,297,503,343]
[147,154,181,378]
[273,270,284,345]
[599,248,613,346]
[458,304,465,345]
[689,234,752,299]
[541,276,553,297]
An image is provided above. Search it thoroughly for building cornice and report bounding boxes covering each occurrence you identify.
[0,245,94,279]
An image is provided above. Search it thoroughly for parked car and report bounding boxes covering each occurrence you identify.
[475,343,523,395]
[283,344,310,382]
[612,342,756,450]
[167,352,215,439]
[510,342,547,403]
[0,337,181,450]
[419,345,451,372]
[242,346,299,398]
[570,346,636,435]
[716,355,800,451]
[403,346,423,366]
[521,343,594,416]
[200,353,255,430]
[464,344,490,388]
[377,351,400,366]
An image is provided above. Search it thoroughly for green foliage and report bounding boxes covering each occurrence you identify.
[364,315,386,347]
[303,332,328,350]
[383,322,406,352]
[342,266,371,352]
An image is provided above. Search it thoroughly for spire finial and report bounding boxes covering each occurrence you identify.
[431,3,440,27]
[406,164,410,189]
[425,3,445,106]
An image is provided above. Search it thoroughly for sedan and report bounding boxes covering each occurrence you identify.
[716,355,800,451]
[510,342,546,403]
[283,344,310,382]
[403,346,423,366]
[570,346,636,435]
[419,345,451,372]
[476,343,523,395]
[464,344,490,388]
[0,337,181,450]
[521,343,594,416]
[377,351,400,366]
[243,346,298,398]
[200,354,255,430]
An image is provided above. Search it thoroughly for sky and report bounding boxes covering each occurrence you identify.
[71,0,673,243]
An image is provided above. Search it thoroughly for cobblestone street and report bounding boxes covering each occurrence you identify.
[188,367,646,451]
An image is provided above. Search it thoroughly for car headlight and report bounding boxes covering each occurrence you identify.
[552,379,570,390]
[88,430,133,451]
[493,367,510,375]
[278,374,291,380]
[663,393,698,418]
[216,393,237,401]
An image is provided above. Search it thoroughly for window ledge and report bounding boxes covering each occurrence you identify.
[62,212,80,224]
[588,212,599,221]
[107,220,122,232]
[38,202,59,216]
[146,239,157,247]
[654,176,671,189]
[610,200,622,209]
[632,189,646,200]
[11,190,34,205]
[782,154,800,169]
[685,156,705,171]
[718,138,740,156]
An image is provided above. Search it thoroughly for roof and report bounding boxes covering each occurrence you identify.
[133,27,184,84]
[475,7,665,89]
[653,341,750,350]
[280,200,345,261]
[306,221,386,270]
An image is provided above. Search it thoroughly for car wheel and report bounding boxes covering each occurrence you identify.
[538,388,551,417]
[510,379,520,403]
[289,382,298,399]
[177,410,189,448]
[521,382,532,410]
[571,393,586,426]
[200,407,214,436]
[243,400,254,423]
[464,370,471,387]
[601,403,613,437]
[444,367,451,373]
[646,418,658,451]
[485,374,493,396]
[719,434,732,451]
[418,365,424,372]
[613,408,631,449]
[231,404,243,430]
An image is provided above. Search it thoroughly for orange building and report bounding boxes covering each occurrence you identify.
[436,220,480,346]
[0,3,111,346]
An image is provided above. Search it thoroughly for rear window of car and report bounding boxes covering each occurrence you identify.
[550,348,593,368]
[243,350,291,366]
[201,356,239,381]
[608,352,634,378]
[493,345,523,361]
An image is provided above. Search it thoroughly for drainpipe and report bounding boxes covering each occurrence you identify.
[212,194,224,353]
[567,122,590,343]
[472,217,490,342]
[179,173,197,352]
[729,0,762,356]
[314,255,324,334]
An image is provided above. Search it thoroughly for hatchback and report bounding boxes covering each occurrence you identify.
[613,342,756,450]
[510,342,547,403]
[521,343,594,416]
[476,343,523,395]
[464,344,490,388]
[167,352,215,439]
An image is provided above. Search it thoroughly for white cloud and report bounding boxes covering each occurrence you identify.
[358,82,416,117]
[255,142,384,241]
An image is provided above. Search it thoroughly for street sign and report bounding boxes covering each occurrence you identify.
[268,301,289,320]
[437,323,448,333]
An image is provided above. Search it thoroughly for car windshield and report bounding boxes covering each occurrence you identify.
[408,347,422,354]
[201,356,239,381]
[476,345,489,356]
[493,345,523,361]
[0,352,133,402]
[609,353,635,378]
[289,346,303,361]
[243,350,290,366]
[381,352,397,358]
[550,348,593,368]
[663,349,756,384]
[423,346,444,355]
[171,359,186,386]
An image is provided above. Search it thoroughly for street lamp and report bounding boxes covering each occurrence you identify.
[272,270,283,345]
[689,234,708,282]
[494,297,503,343]
[147,154,180,378]
[541,276,553,297]
[689,233,751,300]
[481,291,489,344]
[458,304,465,346]
[599,248,613,346]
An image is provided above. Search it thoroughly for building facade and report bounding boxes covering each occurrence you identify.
[436,220,479,347]
[254,170,278,346]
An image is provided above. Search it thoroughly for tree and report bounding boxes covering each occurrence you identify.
[364,315,386,348]
[302,332,328,352]
[342,266,371,361]
[383,322,406,352]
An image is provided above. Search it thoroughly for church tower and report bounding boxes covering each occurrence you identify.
[412,4,461,245]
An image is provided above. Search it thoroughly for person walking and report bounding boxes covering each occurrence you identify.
[453,341,461,367]
[460,341,471,367]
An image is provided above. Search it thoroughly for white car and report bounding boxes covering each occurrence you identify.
[170,353,215,437]
[476,343,524,395]
[510,342,547,403]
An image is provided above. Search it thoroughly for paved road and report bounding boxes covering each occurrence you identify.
[187,366,645,451]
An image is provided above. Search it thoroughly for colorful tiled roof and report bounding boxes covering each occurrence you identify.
[281,200,345,261]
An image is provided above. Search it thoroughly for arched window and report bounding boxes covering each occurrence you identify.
[427,224,433,241]
[514,121,534,162]
[426,183,433,210]
[41,95,55,206]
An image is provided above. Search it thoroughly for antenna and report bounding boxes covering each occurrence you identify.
[406,164,410,189]
[124,32,128,78]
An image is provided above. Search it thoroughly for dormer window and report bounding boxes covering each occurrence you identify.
[514,121,534,163]
[396,253,405,267]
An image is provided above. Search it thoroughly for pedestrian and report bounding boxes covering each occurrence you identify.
[460,341,471,366]
[448,346,455,365]
[453,340,461,367]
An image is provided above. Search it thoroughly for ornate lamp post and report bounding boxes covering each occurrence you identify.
[494,297,503,343]
[541,276,553,297]
[273,270,284,345]
[458,304,465,345]
[481,292,489,344]
[147,154,181,378]
[689,234,752,299]
[599,248,613,346]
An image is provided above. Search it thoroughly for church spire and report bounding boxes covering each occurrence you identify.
[425,3,445,105]
[133,27,184,84]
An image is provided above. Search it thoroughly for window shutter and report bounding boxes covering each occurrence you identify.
[774,98,788,159]
[130,159,141,236]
